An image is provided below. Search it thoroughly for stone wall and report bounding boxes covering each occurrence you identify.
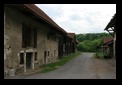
[4,6,59,76]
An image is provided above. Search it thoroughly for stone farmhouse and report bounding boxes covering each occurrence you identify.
[4,4,77,76]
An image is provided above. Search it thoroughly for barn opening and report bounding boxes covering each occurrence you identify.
[44,51,47,64]
[26,52,33,69]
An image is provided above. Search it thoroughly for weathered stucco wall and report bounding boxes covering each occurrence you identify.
[4,6,59,76]
[37,23,59,65]
[4,7,23,74]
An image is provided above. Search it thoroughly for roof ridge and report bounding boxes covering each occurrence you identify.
[22,4,67,34]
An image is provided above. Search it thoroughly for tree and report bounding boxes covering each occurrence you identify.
[76,33,109,52]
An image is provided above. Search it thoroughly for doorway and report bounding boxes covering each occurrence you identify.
[54,50,56,60]
[26,52,32,69]
[44,51,47,64]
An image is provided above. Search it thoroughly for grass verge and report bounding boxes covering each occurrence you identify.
[93,52,104,59]
[40,51,81,73]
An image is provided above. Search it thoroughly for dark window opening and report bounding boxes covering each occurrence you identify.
[22,23,37,48]
[44,51,47,64]
[54,36,56,41]
[54,50,56,57]
[26,52,32,68]
[47,33,49,40]
[48,51,49,56]
[34,52,37,61]
[20,53,24,64]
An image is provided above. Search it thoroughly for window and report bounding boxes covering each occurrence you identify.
[34,52,37,61]
[22,23,37,48]
[63,44,65,52]
[47,33,49,40]
[54,50,56,57]
[48,51,49,56]
[54,36,56,41]
[20,53,24,64]
[44,51,47,64]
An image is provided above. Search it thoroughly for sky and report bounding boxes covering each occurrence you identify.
[35,4,116,34]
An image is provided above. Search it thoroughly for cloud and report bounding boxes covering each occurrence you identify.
[70,14,82,21]
[35,4,116,34]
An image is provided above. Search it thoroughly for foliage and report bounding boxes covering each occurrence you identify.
[40,51,81,73]
[76,32,111,42]
[97,52,104,59]
[93,52,104,59]
[76,32,111,52]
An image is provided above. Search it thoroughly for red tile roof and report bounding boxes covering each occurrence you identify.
[102,37,113,48]
[21,4,67,35]
[96,37,113,48]
[103,37,113,44]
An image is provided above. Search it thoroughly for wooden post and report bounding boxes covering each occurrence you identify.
[113,32,116,58]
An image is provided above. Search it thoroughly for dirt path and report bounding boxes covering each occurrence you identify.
[5,52,116,79]
[93,58,116,79]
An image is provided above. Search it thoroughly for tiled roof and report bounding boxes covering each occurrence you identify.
[96,37,113,48]
[103,37,113,44]
[21,4,67,35]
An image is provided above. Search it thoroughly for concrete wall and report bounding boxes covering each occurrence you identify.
[4,6,59,76]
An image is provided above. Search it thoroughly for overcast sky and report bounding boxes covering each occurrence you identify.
[35,4,116,34]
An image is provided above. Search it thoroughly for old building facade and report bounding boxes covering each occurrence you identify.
[96,37,113,58]
[4,4,76,76]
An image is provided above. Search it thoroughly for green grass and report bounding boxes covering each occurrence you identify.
[40,51,81,73]
[93,52,104,59]
[93,54,96,58]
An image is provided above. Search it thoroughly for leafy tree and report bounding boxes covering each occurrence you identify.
[76,32,109,52]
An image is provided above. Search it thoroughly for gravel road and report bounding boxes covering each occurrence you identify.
[5,52,116,79]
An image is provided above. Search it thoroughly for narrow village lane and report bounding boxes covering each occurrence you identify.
[5,52,116,79]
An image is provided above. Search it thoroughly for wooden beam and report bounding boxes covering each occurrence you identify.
[107,27,114,31]
[107,30,114,37]
[111,27,115,31]
[107,30,114,31]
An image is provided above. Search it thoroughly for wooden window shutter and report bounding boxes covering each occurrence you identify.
[34,28,37,48]
[22,23,27,48]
